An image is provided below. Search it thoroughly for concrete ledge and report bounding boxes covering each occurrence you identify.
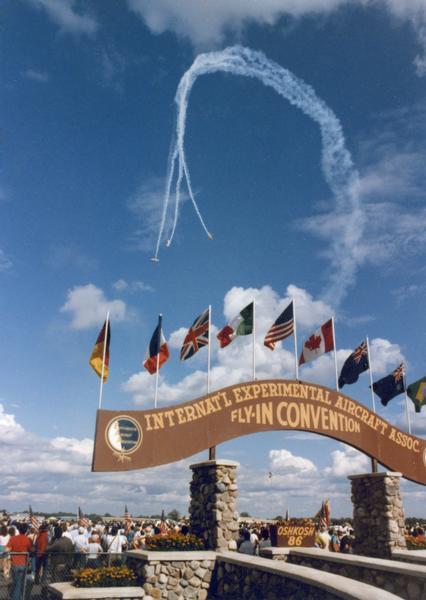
[348,472,402,480]
[217,552,400,600]
[392,549,426,565]
[288,547,426,579]
[189,459,240,469]
[48,583,144,599]
[259,546,290,559]
[126,549,217,561]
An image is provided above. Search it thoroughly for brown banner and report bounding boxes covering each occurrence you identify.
[92,379,426,485]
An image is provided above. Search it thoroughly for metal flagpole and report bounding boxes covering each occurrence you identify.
[208,305,216,461]
[253,300,256,380]
[154,314,162,410]
[403,365,412,435]
[331,317,339,391]
[366,336,378,473]
[98,312,110,410]
[292,299,299,380]
[207,306,211,394]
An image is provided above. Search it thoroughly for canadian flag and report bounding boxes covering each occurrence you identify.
[299,319,334,366]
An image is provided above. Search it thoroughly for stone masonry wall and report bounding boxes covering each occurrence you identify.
[349,472,406,558]
[189,460,239,551]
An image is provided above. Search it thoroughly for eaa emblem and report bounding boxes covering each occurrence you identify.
[105,416,142,463]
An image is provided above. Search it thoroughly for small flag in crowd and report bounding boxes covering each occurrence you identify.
[29,506,39,533]
[299,319,334,366]
[144,315,170,374]
[264,301,294,350]
[124,505,132,533]
[315,500,331,528]
[372,364,405,406]
[338,341,369,388]
[407,377,426,413]
[78,506,90,529]
[89,319,111,382]
[217,302,254,348]
[180,308,209,360]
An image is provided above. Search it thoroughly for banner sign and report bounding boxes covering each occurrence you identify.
[270,520,316,548]
[92,379,426,485]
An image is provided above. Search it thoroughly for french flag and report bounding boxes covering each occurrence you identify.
[143,315,170,374]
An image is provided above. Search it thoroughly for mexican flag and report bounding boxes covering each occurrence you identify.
[407,377,426,413]
[217,302,254,348]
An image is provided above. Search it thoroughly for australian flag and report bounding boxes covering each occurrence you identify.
[372,364,406,407]
[338,340,369,388]
[180,308,209,361]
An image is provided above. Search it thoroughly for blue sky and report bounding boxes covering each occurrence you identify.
[2,0,426,518]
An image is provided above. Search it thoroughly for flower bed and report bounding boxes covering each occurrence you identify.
[144,531,204,551]
[405,535,426,550]
[74,565,136,588]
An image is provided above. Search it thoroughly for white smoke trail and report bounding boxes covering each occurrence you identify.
[154,46,364,303]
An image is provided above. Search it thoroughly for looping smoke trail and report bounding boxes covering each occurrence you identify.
[154,46,363,304]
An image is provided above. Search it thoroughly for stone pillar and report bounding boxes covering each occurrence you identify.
[189,459,239,551]
[349,472,406,558]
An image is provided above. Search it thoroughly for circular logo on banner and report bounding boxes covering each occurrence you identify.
[105,416,142,461]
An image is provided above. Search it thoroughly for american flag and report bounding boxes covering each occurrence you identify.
[29,505,39,533]
[180,308,209,361]
[78,506,90,529]
[124,505,132,533]
[264,302,294,350]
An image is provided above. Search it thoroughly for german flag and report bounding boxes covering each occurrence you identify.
[89,319,110,382]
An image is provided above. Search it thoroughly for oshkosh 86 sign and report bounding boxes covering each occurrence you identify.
[270,520,316,548]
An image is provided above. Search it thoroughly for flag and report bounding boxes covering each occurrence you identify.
[89,319,111,382]
[407,377,426,413]
[78,506,90,529]
[299,319,334,366]
[160,509,167,534]
[143,316,170,374]
[264,302,294,350]
[217,302,253,348]
[29,506,39,533]
[315,500,331,528]
[338,340,369,388]
[372,364,405,407]
[124,505,132,533]
[180,308,209,361]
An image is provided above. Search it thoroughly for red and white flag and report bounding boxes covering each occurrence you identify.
[299,319,334,366]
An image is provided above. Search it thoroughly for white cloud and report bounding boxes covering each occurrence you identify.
[324,444,369,478]
[0,250,12,272]
[26,0,98,35]
[23,69,49,83]
[60,283,126,329]
[368,338,404,375]
[113,279,154,293]
[127,0,426,75]
[269,449,317,473]
[0,404,24,442]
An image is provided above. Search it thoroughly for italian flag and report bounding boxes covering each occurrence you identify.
[217,302,254,348]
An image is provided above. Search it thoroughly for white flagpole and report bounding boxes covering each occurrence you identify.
[366,336,378,473]
[403,366,412,435]
[292,299,299,380]
[331,317,339,391]
[253,301,256,380]
[207,306,211,394]
[98,312,110,410]
[154,314,162,410]
[366,337,376,413]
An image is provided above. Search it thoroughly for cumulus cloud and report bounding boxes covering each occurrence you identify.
[269,449,317,473]
[26,0,98,35]
[60,283,126,329]
[123,284,404,405]
[127,0,426,75]
[324,444,369,478]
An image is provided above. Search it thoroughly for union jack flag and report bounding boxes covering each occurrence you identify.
[180,308,209,361]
